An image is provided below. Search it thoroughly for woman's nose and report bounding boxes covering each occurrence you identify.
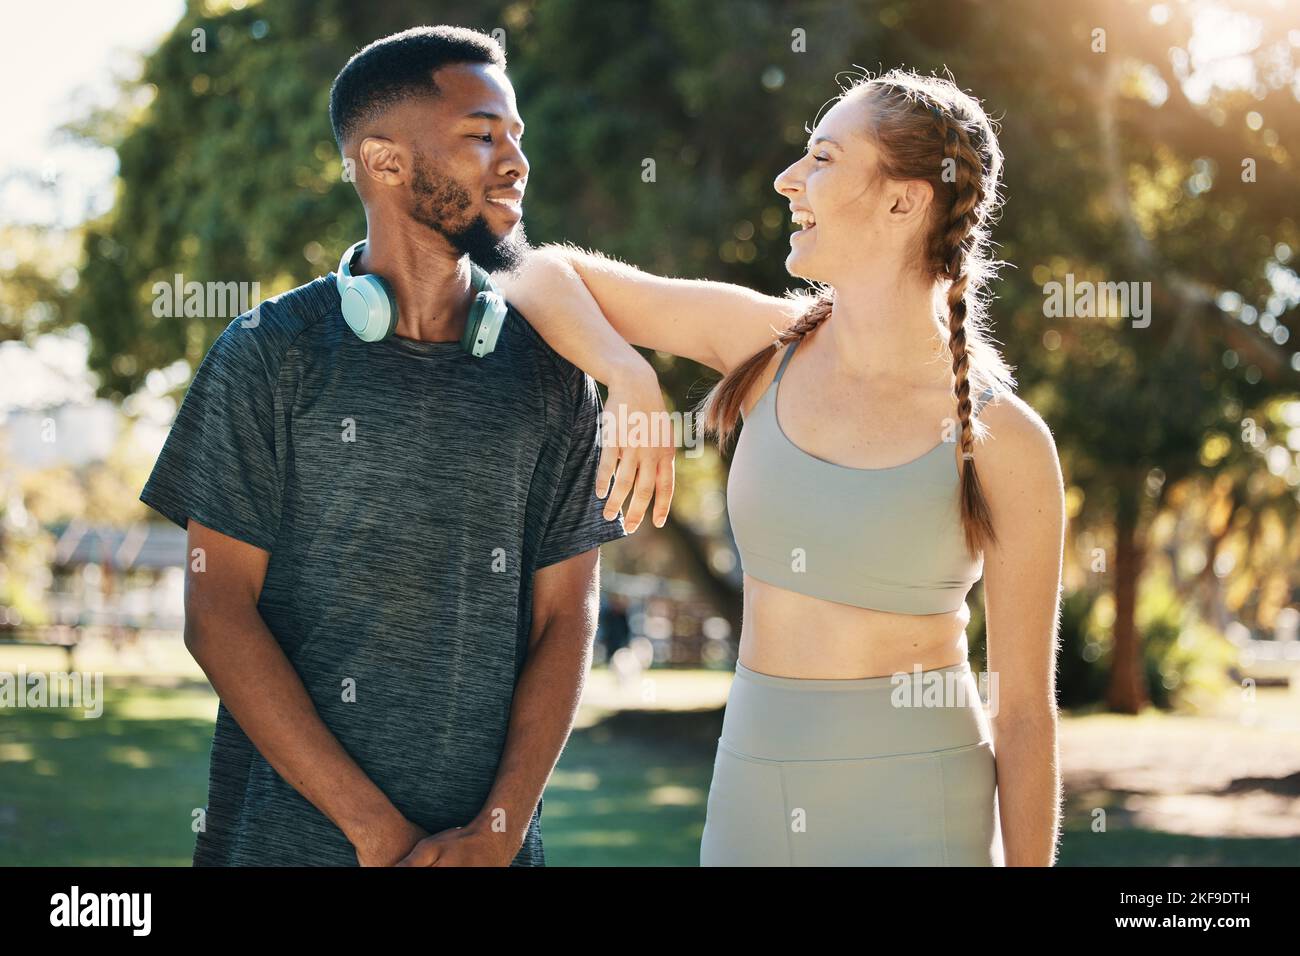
[773,159,802,198]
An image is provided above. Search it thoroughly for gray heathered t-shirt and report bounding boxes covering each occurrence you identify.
[140,273,627,866]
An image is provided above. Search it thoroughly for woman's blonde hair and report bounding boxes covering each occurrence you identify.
[697,67,1016,557]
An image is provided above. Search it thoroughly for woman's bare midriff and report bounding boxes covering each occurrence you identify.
[737,574,970,679]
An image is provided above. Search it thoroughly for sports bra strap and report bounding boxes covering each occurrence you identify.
[774,337,801,382]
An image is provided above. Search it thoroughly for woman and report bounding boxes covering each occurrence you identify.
[497,68,1065,866]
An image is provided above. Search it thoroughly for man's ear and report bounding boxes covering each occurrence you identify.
[357,136,407,187]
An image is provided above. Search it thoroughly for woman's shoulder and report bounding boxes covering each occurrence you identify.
[974,388,1063,500]
[978,387,1051,441]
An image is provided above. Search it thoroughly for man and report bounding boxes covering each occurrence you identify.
[140,25,627,866]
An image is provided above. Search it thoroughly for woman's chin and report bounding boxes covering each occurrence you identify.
[784,251,822,283]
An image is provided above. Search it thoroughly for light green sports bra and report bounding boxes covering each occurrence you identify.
[726,336,996,615]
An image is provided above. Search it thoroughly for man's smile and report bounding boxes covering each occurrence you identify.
[485,191,524,219]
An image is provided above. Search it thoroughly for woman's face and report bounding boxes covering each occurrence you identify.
[774,93,926,285]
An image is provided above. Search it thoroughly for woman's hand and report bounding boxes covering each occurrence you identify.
[596,360,676,532]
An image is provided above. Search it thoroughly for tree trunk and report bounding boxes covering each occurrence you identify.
[1106,497,1149,713]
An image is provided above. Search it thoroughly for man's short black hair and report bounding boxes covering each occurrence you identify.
[329,26,506,147]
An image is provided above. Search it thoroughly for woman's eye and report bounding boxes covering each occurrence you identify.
[812,153,829,163]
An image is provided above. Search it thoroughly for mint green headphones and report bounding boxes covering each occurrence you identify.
[335,239,508,357]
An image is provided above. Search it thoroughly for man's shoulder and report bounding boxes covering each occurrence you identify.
[203,275,340,375]
[504,303,590,402]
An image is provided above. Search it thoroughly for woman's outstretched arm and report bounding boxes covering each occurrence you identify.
[493,249,662,390]
[515,244,806,375]
[492,251,676,534]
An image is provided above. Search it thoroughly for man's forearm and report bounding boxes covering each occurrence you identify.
[494,248,653,389]
[187,604,407,850]
[469,612,593,857]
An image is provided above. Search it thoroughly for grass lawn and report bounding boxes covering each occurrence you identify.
[0,678,215,865]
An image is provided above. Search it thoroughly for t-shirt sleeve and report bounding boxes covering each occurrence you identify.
[535,368,629,570]
[139,319,286,553]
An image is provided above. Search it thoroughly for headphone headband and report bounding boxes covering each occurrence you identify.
[335,239,505,357]
[338,239,364,281]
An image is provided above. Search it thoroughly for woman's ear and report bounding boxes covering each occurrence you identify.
[888,179,933,223]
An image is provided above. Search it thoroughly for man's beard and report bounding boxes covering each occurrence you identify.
[410,152,528,273]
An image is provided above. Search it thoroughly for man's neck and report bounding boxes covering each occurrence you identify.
[355,220,474,343]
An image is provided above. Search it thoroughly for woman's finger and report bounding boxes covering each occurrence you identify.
[624,454,660,532]
[603,455,636,522]
[594,442,619,500]
[652,453,675,528]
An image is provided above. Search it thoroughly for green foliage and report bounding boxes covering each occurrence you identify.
[1136,572,1238,709]
[71,0,371,396]
[1056,572,1239,712]
[71,0,1300,463]
[1054,586,1110,709]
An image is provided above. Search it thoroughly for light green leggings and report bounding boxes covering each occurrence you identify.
[700,659,1004,866]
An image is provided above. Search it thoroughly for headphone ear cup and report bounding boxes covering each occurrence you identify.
[478,293,506,353]
[341,275,397,342]
[463,291,507,357]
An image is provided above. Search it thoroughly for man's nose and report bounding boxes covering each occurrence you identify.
[502,144,529,181]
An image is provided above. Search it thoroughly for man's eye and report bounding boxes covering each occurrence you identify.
[471,133,493,143]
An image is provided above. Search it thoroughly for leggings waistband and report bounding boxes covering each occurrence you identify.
[734,659,972,690]
[721,659,991,762]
